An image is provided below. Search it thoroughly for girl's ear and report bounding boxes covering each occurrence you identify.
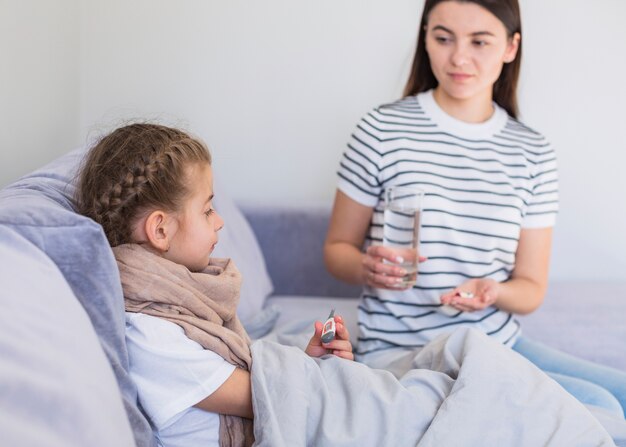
[504,32,521,63]
[144,210,174,253]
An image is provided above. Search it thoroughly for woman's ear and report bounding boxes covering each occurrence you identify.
[504,32,521,63]
[144,210,174,253]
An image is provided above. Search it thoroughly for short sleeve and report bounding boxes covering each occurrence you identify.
[521,144,559,228]
[337,110,384,207]
[125,313,236,429]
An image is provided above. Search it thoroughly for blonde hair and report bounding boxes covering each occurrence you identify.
[76,123,211,247]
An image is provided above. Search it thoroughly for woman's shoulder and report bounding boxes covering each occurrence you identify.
[356,96,428,130]
[500,115,551,146]
[377,95,420,111]
[369,96,423,117]
[491,113,556,163]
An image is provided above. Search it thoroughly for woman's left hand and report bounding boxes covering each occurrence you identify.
[440,278,500,312]
[305,314,354,361]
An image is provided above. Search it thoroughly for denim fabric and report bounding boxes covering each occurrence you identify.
[513,336,626,418]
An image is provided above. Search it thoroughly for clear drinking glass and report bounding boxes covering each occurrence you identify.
[383,185,424,288]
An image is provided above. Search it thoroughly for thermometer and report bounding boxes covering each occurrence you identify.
[321,309,336,344]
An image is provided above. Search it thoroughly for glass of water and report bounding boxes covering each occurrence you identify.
[383,185,424,288]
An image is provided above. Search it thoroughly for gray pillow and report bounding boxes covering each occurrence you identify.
[0,149,156,447]
[0,225,135,446]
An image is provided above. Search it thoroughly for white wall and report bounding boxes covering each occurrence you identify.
[78,0,421,201]
[518,1,626,281]
[2,0,625,280]
[0,0,81,184]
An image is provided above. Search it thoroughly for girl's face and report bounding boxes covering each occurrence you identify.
[164,162,224,271]
[425,1,520,106]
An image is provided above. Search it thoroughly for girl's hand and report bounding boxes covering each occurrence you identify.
[305,314,354,361]
[440,278,500,312]
[362,245,427,290]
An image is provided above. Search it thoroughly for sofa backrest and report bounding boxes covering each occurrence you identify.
[0,149,156,447]
[241,204,361,298]
[0,225,136,446]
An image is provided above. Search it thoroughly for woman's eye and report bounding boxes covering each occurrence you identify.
[473,40,488,47]
[205,209,214,217]
[435,36,451,44]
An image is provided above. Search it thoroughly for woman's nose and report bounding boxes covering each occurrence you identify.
[450,43,470,67]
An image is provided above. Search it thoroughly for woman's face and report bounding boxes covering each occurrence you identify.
[425,1,520,105]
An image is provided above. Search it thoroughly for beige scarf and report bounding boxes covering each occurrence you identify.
[113,243,254,447]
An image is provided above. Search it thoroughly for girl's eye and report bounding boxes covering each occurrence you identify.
[205,209,214,217]
[435,36,451,44]
[473,40,488,47]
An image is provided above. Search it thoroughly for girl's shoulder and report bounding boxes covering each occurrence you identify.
[125,312,196,349]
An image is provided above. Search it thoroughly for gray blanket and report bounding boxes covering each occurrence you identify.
[250,327,616,446]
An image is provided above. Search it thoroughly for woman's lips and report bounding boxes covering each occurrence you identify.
[449,72,473,82]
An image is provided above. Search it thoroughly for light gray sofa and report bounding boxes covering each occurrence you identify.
[1,149,624,446]
[246,205,626,372]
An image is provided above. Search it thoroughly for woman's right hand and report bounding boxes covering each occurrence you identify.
[362,245,426,290]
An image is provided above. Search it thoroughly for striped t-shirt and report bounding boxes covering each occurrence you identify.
[337,89,559,357]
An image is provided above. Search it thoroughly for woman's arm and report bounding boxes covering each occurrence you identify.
[441,227,553,315]
[324,190,419,289]
[324,190,372,285]
[496,227,553,314]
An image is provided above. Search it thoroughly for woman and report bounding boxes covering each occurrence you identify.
[324,0,626,417]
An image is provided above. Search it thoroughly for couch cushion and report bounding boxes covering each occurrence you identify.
[0,225,135,446]
[0,149,156,447]
[240,204,361,297]
[518,281,626,371]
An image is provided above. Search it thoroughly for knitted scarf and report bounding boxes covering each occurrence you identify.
[113,243,254,447]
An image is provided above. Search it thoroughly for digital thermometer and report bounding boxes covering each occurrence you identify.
[321,309,336,344]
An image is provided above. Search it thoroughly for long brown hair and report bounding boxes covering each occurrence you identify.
[76,123,211,247]
[403,0,522,118]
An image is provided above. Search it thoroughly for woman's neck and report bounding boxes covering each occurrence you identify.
[432,87,495,124]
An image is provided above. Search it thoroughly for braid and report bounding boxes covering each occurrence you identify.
[76,123,211,247]
[91,165,149,246]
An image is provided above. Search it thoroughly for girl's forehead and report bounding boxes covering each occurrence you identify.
[187,162,212,182]
[188,163,214,198]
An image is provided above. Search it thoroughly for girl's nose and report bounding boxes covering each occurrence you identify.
[215,211,225,232]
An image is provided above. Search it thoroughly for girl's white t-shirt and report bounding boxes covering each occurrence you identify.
[125,312,236,447]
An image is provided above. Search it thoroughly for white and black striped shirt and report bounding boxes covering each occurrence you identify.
[337,90,559,357]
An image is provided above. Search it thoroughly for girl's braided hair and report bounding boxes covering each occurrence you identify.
[76,123,211,247]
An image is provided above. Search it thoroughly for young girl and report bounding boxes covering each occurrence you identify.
[76,123,353,447]
[324,0,626,417]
